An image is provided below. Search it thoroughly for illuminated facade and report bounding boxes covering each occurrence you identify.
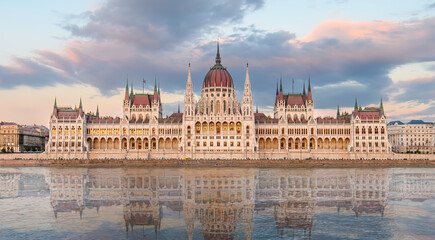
[46,43,390,158]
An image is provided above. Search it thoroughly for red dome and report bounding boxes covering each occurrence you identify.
[203,66,233,88]
[202,41,234,88]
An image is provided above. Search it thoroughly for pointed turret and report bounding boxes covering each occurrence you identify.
[303,81,306,95]
[124,78,129,100]
[308,76,312,100]
[256,105,259,113]
[96,105,99,118]
[178,104,180,113]
[215,39,221,65]
[279,76,284,101]
[354,98,358,110]
[243,62,253,116]
[184,63,194,116]
[275,80,279,105]
[78,98,83,116]
[380,97,384,116]
[153,77,158,101]
[337,105,340,118]
[52,97,58,117]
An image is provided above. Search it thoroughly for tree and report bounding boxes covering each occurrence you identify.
[1,147,5,153]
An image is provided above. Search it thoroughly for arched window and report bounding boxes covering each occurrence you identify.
[223,122,228,131]
[356,127,359,134]
[246,126,250,134]
[196,122,201,134]
[362,127,366,134]
[216,101,221,114]
[236,122,242,134]
[381,127,385,134]
[230,122,235,131]
[368,126,372,134]
[375,127,378,134]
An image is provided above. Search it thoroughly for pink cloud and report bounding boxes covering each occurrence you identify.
[300,20,400,43]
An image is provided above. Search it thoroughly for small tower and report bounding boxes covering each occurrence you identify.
[52,97,58,117]
[242,63,254,116]
[151,77,162,119]
[123,78,131,119]
[184,63,195,117]
[79,98,83,116]
[380,98,384,117]
[306,76,314,119]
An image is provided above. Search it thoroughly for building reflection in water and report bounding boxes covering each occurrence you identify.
[32,167,434,239]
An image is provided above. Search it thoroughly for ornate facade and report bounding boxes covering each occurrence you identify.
[47,43,390,158]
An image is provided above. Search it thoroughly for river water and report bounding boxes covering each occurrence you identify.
[0,167,434,240]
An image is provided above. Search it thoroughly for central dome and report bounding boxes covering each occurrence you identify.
[202,42,234,88]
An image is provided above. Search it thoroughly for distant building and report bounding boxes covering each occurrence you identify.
[47,42,390,157]
[388,120,434,154]
[0,122,48,153]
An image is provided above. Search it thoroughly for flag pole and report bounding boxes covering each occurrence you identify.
[143,78,145,94]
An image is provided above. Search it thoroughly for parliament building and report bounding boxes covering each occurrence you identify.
[47,43,390,159]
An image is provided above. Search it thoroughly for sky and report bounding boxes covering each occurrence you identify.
[0,0,434,126]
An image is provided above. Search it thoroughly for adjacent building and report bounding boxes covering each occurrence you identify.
[47,43,390,157]
[0,122,48,152]
[388,120,434,154]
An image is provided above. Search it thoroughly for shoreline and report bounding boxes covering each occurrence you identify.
[1,158,434,168]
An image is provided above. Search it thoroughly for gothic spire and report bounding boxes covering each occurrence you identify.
[303,81,306,95]
[125,77,129,100]
[178,104,180,113]
[307,76,312,100]
[154,76,157,92]
[380,97,384,115]
[215,39,221,65]
[279,75,283,93]
[337,105,340,117]
[79,97,82,109]
[256,105,259,113]
[187,63,192,85]
[308,75,311,92]
[354,97,358,110]
[53,97,57,109]
[96,105,99,118]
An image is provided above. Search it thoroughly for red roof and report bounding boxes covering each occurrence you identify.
[130,94,153,107]
[58,110,80,119]
[286,94,306,106]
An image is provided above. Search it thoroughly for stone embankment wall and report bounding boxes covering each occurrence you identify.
[0,151,434,162]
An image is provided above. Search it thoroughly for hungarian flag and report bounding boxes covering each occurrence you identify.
[143,78,146,83]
